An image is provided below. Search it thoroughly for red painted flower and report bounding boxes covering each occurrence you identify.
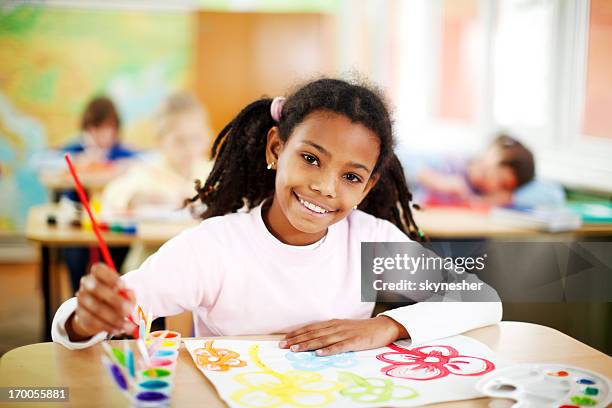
[376,344,495,381]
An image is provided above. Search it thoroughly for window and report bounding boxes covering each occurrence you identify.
[386,0,612,191]
[582,0,612,139]
[492,0,553,130]
[391,0,486,153]
[437,0,480,123]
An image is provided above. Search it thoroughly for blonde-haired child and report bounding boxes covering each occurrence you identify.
[101,92,214,214]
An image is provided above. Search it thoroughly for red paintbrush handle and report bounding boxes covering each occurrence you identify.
[65,154,138,335]
[64,154,117,271]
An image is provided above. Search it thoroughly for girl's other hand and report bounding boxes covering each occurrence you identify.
[279,316,408,356]
[66,263,136,341]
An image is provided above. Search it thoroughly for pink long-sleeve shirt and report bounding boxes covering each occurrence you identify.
[52,201,502,349]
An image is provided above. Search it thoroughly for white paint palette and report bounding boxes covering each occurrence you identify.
[476,364,611,408]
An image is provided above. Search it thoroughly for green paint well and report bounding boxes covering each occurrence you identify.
[142,368,171,378]
[570,395,597,406]
[112,348,126,366]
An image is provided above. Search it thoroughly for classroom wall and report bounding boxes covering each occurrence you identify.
[195,11,336,135]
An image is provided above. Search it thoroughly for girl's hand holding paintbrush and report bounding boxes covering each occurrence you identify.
[66,263,137,341]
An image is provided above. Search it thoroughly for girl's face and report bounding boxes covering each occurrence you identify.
[265,111,380,245]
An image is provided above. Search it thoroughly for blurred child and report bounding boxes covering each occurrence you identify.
[64,96,135,167]
[63,96,136,293]
[406,135,535,207]
[100,92,213,214]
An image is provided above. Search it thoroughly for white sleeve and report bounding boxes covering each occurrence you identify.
[379,301,502,345]
[375,218,503,344]
[51,297,108,349]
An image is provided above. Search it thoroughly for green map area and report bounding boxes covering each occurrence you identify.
[0,4,194,230]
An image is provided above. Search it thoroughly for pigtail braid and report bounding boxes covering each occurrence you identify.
[359,153,424,241]
[185,99,277,218]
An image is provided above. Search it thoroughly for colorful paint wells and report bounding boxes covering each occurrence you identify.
[477,364,611,408]
[146,330,181,349]
[133,330,182,405]
[101,330,182,407]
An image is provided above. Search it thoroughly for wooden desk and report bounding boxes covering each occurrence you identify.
[413,207,612,239]
[38,164,128,200]
[25,204,198,247]
[25,204,199,341]
[39,171,110,195]
[1,322,610,407]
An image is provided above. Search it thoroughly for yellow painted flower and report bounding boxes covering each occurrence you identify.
[231,345,343,407]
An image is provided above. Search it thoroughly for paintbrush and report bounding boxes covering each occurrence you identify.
[136,337,152,368]
[145,310,153,339]
[64,153,139,332]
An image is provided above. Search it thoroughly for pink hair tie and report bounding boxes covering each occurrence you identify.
[270,97,286,122]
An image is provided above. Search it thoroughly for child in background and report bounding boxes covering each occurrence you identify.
[101,92,213,215]
[52,78,501,355]
[404,135,535,207]
[100,92,214,273]
[62,96,136,293]
[64,96,136,167]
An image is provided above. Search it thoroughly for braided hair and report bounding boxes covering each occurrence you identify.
[186,78,424,240]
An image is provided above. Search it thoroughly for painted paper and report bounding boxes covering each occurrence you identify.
[185,335,508,407]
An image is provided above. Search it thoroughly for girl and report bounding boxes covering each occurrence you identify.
[100,92,214,216]
[52,78,501,355]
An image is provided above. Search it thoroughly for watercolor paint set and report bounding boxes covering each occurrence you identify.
[101,330,182,407]
[477,363,611,407]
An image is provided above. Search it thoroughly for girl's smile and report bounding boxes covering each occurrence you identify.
[293,191,336,216]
